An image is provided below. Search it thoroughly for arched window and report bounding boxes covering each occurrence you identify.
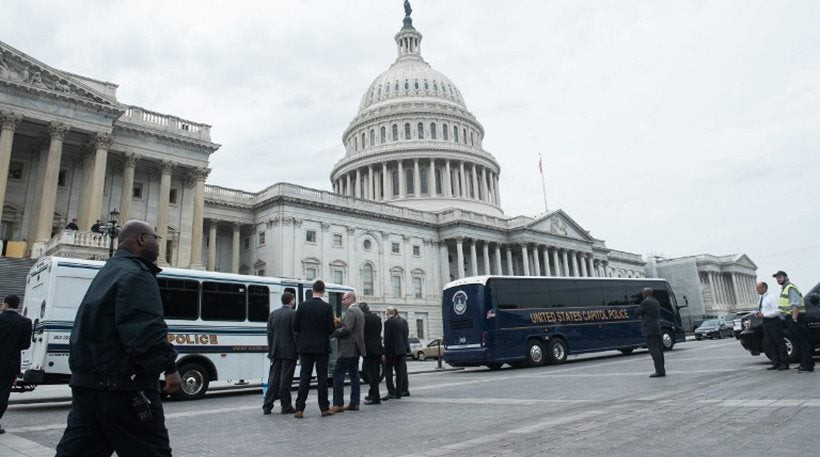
[404,80,409,90]
[417,122,424,139]
[463,128,467,144]
[430,123,437,140]
[414,80,419,90]
[370,129,375,147]
[470,131,474,146]
[394,81,399,92]
[404,123,411,140]
[354,136,358,151]
[420,167,428,194]
[433,81,438,91]
[391,170,399,196]
[405,168,414,195]
[380,126,386,144]
[453,126,459,143]
[385,83,390,94]
[361,132,366,149]
[361,263,374,296]
[392,124,398,141]
[443,123,449,141]
[469,176,475,198]
[377,86,382,97]
[424,80,429,90]
[435,169,442,194]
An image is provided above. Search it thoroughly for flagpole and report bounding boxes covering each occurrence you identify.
[539,153,549,212]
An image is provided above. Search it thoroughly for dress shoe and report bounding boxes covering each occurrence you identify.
[344,404,359,411]
[294,410,304,419]
[797,366,814,373]
[401,391,410,397]
[381,395,392,401]
[0,425,5,434]
[364,399,381,405]
[766,365,780,371]
[262,407,272,415]
[649,372,666,378]
[331,405,345,413]
[778,366,790,371]
[281,407,296,414]
[320,409,335,417]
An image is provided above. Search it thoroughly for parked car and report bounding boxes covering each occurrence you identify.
[412,338,446,361]
[736,282,820,363]
[731,311,755,338]
[694,318,733,340]
[407,337,423,356]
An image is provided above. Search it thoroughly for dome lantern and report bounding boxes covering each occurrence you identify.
[396,1,423,61]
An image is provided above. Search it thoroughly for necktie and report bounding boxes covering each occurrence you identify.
[758,296,763,312]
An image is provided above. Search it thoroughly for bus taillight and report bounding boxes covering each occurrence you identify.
[480,331,487,347]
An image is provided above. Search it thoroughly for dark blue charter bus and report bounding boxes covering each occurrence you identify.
[442,276,686,369]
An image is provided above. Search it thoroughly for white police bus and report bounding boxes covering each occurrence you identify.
[18,256,354,400]
[442,276,686,370]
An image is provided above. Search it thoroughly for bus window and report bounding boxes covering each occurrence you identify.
[549,280,579,308]
[519,279,551,308]
[602,283,629,306]
[493,279,522,309]
[576,281,605,306]
[328,292,343,317]
[654,289,673,314]
[248,285,270,322]
[202,281,246,321]
[158,278,199,320]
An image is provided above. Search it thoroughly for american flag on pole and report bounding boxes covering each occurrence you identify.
[538,153,543,174]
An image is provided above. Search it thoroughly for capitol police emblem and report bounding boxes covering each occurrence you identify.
[452,290,468,315]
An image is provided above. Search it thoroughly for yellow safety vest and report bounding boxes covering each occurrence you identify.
[779,283,805,314]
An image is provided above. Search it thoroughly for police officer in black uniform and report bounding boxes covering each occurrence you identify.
[55,220,180,457]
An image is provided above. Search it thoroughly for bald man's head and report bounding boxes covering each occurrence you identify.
[117,220,160,263]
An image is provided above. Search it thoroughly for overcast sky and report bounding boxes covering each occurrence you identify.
[5,0,819,293]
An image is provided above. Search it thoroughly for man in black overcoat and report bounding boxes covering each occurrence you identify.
[263,291,297,415]
[292,280,335,418]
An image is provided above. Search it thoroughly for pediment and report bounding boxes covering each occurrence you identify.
[526,210,591,241]
[0,41,121,108]
[253,259,267,269]
[734,254,757,269]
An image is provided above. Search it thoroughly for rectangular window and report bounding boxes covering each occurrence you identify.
[201,281,246,321]
[391,242,400,254]
[416,318,425,340]
[132,182,144,199]
[169,188,178,205]
[392,275,402,298]
[248,285,270,322]
[332,233,343,248]
[413,276,422,299]
[258,231,266,245]
[306,267,317,281]
[333,270,343,284]
[363,269,374,296]
[412,245,420,256]
[256,269,265,277]
[306,230,316,243]
[158,278,199,320]
[243,237,250,250]
[8,161,23,180]
[58,169,67,187]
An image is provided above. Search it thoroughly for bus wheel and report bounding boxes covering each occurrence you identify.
[662,330,675,351]
[173,363,209,400]
[546,338,567,365]
[526,340,546,367]
[486,363,503,370]
[618,348,634,355]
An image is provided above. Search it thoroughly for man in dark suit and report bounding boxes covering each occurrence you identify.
[292,280,335,418]
[361,302,383,405]
[636,287,665,378]
[331,292,365,413]
[0,294,32,434]
[263,291,297,415]
[382,306,407,401]
[399,312,410,396]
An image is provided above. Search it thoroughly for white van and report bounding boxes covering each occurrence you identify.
[19,256,353,400]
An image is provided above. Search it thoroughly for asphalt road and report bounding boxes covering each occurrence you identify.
[2,339,818,456]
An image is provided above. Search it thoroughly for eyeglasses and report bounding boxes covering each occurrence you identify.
[140,233,162,240]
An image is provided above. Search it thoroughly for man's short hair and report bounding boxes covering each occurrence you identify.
[759,281,768,290]
[385,306,396,316]
[359,302,369,313]
[4,294,20,309]
[312,280,326,293]
[281,291,294,305]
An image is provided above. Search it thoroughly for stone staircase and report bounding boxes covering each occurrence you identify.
[0,257,37,301]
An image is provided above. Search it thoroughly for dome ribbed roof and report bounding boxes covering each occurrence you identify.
[357,60,466,114]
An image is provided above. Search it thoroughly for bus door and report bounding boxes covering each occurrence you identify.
[442,284,488,350]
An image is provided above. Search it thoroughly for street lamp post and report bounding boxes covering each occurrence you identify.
[99,208,121,258]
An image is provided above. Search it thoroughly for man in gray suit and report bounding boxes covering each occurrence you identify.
[331,292,366,413]
[263,291,298,415]
[636,287,665,378]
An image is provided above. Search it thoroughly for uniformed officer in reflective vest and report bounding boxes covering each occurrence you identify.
[773,271,814,373]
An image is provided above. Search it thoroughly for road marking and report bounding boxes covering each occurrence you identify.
[696,399,820,407]
[0,433,55,457]
[401,397,593,405]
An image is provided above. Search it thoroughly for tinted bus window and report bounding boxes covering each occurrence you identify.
[494,279,522,309]
[248,285,270,322]
[654,289,673,313]
[158,278,198,320]
[202,281,246,321]
[602,283,629,306]
[328,292,343,317]
[549,280,579,308]
[519,280,551,308]
[576,281,605,307]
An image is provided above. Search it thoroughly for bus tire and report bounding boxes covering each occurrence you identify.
[618,348,634,355]
[486,363,503,370]
[546,338,567,365]
[662,330,675,351]
[526,339,546,367]
[173,363,209,401]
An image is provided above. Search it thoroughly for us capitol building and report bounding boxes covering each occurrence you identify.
[0,5,753,337]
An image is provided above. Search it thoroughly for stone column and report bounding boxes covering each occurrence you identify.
[469,239,478,276]
[413,159,420,196]
[580,253,588,277]
[232,223,241,274]
[587,256,596,277]
[355,168,362,198]
[560,249,569,277]
[482,242,490,275]
[367,165,374,199]
[455,237,465,279]
[459,162,467,198]
[480,167,488,202]
[207,219,217,271]
[471,164,479,200]
[429,159,436,196]
[345,173,352,196]
[543,247,552,276]
[569,251,579,277]
[441,160,453,198]
[155,161,175,265]
[520,243,530,276]
[188,167,210,270]
[398,161,406,198]
[34,122,70,245]
[382,163,389,201]
[494,174,501,206]
[532,246,541,276]
[119,153,137,221]
[494,244,502,275]
[439,241,450,282]
[0,111,22,217]
[706,272,717,306]
[79,132,112,230]
[550,248,560,276]
[505,246,514,276]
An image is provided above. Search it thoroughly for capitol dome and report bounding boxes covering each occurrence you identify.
[330,2,503,216]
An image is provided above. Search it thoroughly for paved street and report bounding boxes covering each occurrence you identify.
[2,339,818,457]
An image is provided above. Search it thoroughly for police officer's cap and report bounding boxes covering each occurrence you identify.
[772,270,788,278]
